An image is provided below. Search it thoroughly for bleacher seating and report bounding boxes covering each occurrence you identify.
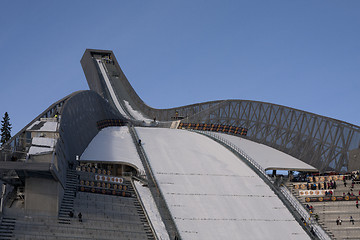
[178,122,248,136]
[6,168,155,240]
[77,165,134,197]
[287,172,360,239]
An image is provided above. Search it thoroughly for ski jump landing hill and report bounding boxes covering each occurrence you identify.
[1,49,359,240]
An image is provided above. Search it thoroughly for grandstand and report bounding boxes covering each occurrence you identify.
[0,49,360,239]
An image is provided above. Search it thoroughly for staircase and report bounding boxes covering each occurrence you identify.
[58,168,78,224]
[0,217,16,240]
[285,180,336,239]
[133,198,155,240]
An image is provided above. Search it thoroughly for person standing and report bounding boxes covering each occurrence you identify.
[337,216,342,225]
[350,216,355,225]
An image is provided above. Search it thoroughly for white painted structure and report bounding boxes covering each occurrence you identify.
[212,132,317,172]
[80,127,144,172]
[27,121,58,132]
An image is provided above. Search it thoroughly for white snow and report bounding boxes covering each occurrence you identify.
[32,137,56,148]
[28,137,56,155]
[212,132,317,171]
[96,59,129,117]
[27,121,58,132]
[80,127,144,172]
[136,127,310,240]
[96,59,153,123]
[134,181,170,240]
[123,100,151,122]
[28,146,53,155]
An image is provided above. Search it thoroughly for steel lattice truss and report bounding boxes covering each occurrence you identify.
[141,100,360,173]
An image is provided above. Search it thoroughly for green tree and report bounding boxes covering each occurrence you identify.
[1,112,12,146]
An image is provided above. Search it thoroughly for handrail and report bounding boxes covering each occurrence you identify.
[192,130,332,240]
[279,185,331,240]
[0,91,75,154]
[194,130,271,180]
[130,179,159,240]
[128,126,159,191]
[128,125,181,240]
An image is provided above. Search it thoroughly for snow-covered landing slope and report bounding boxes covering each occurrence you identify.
[136,127,310,240]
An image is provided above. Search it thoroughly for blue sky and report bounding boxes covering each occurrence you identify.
[1,1,359,134]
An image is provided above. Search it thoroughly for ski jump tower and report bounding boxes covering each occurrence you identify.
[0,49,359,240]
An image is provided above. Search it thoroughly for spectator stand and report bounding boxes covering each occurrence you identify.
[286,170,360,239]
[178,122,247,136]
[291,173,360,202]
[77,166,133,198]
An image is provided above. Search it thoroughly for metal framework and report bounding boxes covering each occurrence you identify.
[81,49,360,173]
[137,98,360,173]
[181,100,360,173]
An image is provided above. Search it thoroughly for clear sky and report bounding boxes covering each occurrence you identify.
[1,1,359,135]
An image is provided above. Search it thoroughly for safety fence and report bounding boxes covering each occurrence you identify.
[305,195,360,203]
[293,182,337,190]
[96,119,125,130]
[307,175,344,182]
[298,190,334,197]
[79,180,128,190]
[94,174,124,184]
[78,166,112,176]
[78,180,132,197]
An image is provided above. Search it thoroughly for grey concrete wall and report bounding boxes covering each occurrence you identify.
[57,90,123,167]
[25,177,64,216]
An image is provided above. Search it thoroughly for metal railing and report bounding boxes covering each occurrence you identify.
[280,186,331,240]
[192,130,331,240]
[194,130,271,179]
[128,125,181,240]
[131,180,158,240]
